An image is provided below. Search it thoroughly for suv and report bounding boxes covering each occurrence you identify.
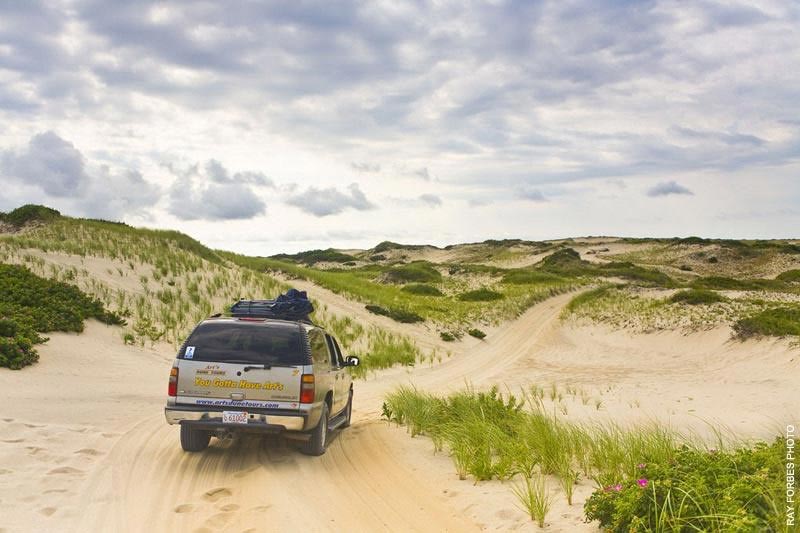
[164,314,359,455]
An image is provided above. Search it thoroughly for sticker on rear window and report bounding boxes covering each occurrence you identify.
[185,346,195,359]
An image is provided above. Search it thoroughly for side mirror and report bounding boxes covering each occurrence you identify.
[345,356,360,367]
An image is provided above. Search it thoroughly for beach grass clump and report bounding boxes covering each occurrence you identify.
[364,304,424,323]
[458,288,504,301]
[0,263,124,369]
[384,262,442,284]
[691,276,786,292]
[733,307,800,338]
[349,329,421,379]
[501,270,564,285]
[776,269,800,282]
[384,385,789,530]
[669,288,727,305]
[401,283,444,296]
[467,328,486,339]
[510,474,552,527]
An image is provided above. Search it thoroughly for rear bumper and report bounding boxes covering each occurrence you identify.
[165,403,322,432]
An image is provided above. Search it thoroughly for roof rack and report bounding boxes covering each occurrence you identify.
[230,288,314,323]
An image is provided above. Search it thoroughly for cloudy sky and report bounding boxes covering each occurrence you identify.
[1,1,798,254]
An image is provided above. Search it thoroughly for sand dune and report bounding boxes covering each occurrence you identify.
[1,289,797,532]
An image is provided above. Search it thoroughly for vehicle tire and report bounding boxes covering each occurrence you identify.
[180,424,210,452]
[301,403,329,456]
[341,389,353,428]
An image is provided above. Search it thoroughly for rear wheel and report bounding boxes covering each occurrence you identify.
[180,424,210,452]
[301,403,329,456]
[341,389,353,428]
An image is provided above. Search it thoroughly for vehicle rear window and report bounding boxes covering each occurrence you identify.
[180,322,309,365]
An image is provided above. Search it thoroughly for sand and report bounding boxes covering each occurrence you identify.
[1,288,798,532]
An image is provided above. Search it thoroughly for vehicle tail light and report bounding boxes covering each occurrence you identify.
[300,374,315,404]
[168,366,179,397]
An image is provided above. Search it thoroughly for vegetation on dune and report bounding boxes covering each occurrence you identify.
[271,248,356,265]
[0,211,284,346]
[0,204,61,227]
[364,304,424,324]
[565,284,800,338]
[384,386,792,531]
[776,269,800,282]
[669,288,727,305]
[0,264,124,369]
[372,241,428,253]
[691,276,788,292]
[501,270,564,285]
[401,283,444,296]
[384,261,442,283]
[733,307,800,339]
[237,256,583,329]
[540,248,675,286]
[458,288,504,301]
[467,328,486,339]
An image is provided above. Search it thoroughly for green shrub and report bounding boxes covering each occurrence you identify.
[369,254,386,261]
[271,248,356,265]
[501,270,563,284]
[691,276,785,291]
[733,307,800,338]
[670,289,727,305]
[2,204,61,227]
[440,331,456,342]
[776,269,800,282]
[401,283,443,296]
[384,262,442,283]
[584,439,790,532]
[0,263,124,369]
[467,328,486,339]
[679,264,693,271]
[458,288,504,301]
[364,304,424,323]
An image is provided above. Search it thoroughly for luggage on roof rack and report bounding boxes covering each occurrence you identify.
[230,288,314,322]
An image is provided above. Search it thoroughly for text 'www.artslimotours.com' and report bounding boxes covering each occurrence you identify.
[788,425,796,527]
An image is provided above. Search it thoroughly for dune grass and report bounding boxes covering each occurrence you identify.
[383,386,792,531]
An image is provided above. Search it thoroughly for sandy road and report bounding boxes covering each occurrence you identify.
[6,291,571,533]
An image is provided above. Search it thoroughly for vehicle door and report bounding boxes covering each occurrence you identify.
[325,334,347,414]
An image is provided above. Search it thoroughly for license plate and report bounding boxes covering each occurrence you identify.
[222,411,248,424]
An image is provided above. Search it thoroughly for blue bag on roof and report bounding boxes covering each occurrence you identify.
[230,289,314,322]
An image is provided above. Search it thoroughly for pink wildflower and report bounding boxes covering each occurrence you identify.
[637,478,648,488]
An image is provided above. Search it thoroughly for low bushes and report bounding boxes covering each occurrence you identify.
[585,439,789,532]
[777,269,800,282]
[467,328,486,339]
[0,263,124,369]
[458,288,504,301]
[691,276,786,292]
[384,262,442,284]
[733,307,800,338]
[670,289,727,305]
[364,304,424,323]
[401,283,443,296]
